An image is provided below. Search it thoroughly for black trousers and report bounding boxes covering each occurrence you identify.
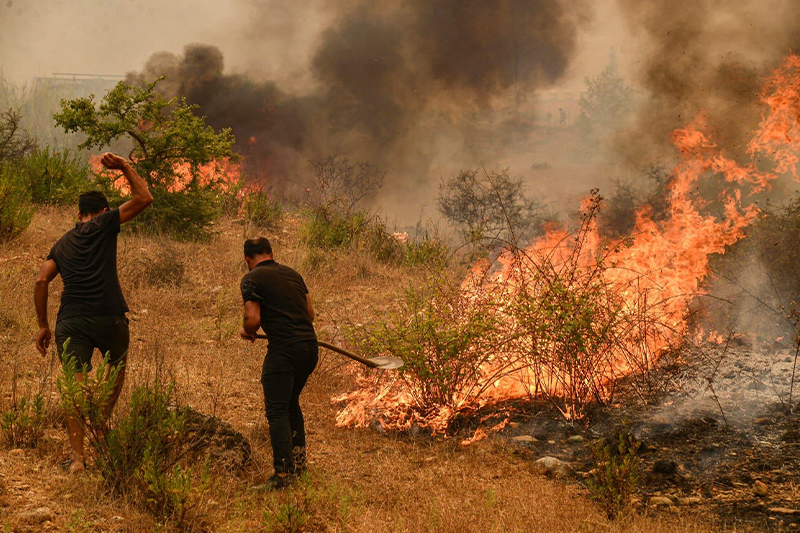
[55,314,129,371]
[261,339,318,473]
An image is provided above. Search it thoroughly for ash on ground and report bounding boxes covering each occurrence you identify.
[507,338,800,532]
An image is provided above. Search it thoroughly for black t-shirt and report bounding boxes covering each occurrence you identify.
[240,259,316,350]
[47,209,129,320]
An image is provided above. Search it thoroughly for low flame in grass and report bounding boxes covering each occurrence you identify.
[89,156,242,194]
[335,54,800,438]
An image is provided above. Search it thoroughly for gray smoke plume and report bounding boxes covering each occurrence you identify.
[615,0,800,166]
[128,1,590,195]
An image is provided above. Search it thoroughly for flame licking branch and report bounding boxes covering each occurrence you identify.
[89,156,242,194]
[334,54,800,438]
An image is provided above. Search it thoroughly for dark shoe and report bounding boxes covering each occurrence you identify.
[260,472,295,490]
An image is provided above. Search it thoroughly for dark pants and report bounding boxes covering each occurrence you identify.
[55,314,129,371]
[261,339,318,474]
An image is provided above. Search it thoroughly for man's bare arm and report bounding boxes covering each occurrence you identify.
[100,153,153,224]
[306,293,315,322]
[34,259,59,356]
[241,301,261,341]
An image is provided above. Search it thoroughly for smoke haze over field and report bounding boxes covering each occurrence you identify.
[616,0,800,166]
[3,0,800,218]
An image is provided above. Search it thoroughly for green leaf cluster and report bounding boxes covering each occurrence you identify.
[0,392,47,448]
[54,79,237,239]
[587,433,641,519]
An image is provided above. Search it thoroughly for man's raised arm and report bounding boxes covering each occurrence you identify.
[100,152,153,224]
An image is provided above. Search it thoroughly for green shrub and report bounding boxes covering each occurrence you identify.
[587,433,640,519]
[140,453,210,524]
[22,148,89,206]
[54,79,236,241]
[348,274,506,415]
[400,225,451,268]
[58,352,208,527]
[0,162,35,242]
[0,393,47,448]
[262,496,309,533]
[107,184,223,242]
[301,206,369,249]
[244,189,283,229]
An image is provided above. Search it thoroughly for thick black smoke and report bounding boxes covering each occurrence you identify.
[128,0,589,188]
[615,0,800,165]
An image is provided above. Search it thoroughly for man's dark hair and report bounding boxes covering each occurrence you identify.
[78,191,110,216]
[244,237,273,258]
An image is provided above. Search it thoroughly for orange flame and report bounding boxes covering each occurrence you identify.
[89,156,242,194]
[335,54,800,436]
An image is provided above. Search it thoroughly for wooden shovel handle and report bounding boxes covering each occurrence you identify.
[253,335,379,368]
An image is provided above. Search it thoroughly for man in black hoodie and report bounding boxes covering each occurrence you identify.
[34,152,153,473]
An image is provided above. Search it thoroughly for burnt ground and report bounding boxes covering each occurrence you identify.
[488,338,800,531]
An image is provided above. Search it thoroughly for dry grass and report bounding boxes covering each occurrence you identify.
[0,207,753,532]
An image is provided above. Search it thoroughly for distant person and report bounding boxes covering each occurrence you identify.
[546,110,553,124]
[559,107,567,125]
[239,237,318,489]
[34,153,153,473]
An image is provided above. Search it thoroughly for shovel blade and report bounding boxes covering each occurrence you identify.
[369,356,404,370]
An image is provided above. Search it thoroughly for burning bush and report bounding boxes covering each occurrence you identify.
[54,78,238,241]
[343,273,509,430]
[336,192,686,433]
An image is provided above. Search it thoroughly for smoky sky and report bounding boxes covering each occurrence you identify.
[127,0,590,186]
[614,0,800,166]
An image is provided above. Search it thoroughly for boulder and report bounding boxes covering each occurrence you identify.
[534,456,573,478]
[753,480,769,497]
[183,408,252,470]
[19,507,54,524]
[649,496,674,507]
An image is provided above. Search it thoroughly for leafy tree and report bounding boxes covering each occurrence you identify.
[578,51,634,136]
[54,79,236,240]
[437,168,547,247]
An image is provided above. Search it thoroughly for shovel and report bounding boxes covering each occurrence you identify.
[254,335,403,370]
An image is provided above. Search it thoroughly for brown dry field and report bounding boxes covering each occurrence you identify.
[0,207,760,532]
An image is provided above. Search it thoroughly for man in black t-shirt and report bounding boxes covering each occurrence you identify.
[240,237,318,489]
[34,152,153,473]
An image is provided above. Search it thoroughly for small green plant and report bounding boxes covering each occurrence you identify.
[262,498,309,533]
[261,473,360,533]
[141,454,211,524]
[0,162,35,242]
[0,393,47,448]
[57,350,121,446]
[587,433,640,519]
[64,509,93,533]
[244,189,284,229]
